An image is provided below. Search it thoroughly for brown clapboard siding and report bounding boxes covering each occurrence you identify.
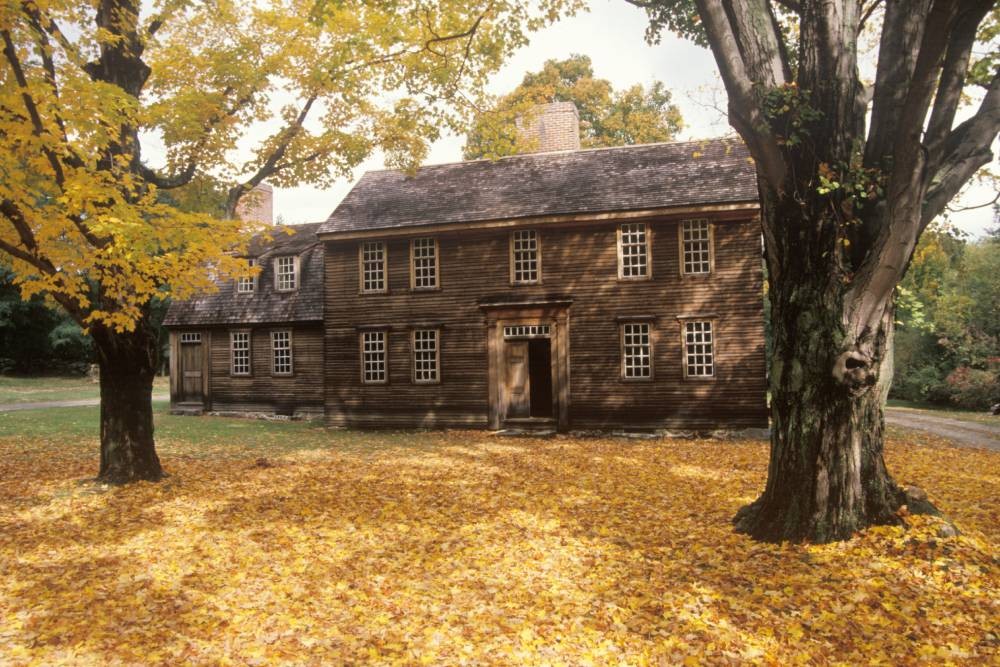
[206,323,324,414]
[324,213,767,430]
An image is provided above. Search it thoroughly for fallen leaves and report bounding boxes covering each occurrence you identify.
[0,425,997,665]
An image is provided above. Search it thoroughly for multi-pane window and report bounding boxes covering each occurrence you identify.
[411,238,438,289]
[236,259,256,294]
[230,331,251,376]
[412,329,439,383]
[271,330,292,375]
[622,322,652,379]
[619,223,650,279]
[511,230,540,284]
[361,241,387,293]
[180,332,201,344]
[275,256,297,291]
[681,220,712,274]
[684,320,715,378]
[362,331,387,383]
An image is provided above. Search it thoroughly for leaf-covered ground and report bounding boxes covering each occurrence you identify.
[0,409,997,665]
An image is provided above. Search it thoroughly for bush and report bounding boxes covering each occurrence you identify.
[890,363,951,404]
[945,366,999,411]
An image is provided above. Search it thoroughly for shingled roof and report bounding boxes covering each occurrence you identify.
[164,223,324,327]
[319,137,757,236]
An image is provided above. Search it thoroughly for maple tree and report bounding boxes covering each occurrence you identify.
[0,0,572,483]
[627,0,1000,541]
[464,53,684,158]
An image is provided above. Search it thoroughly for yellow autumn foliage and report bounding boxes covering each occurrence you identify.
[0,426,996,664]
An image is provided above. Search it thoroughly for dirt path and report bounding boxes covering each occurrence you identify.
[0,395,169,413]
[885,408,1000,452]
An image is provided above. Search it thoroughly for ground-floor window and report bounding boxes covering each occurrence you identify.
[271,330,293,375]
[412,329,439,383]
[683,320,715,378]
[621,322,652,380]
[230,331,251,376]
[362,330,388,384]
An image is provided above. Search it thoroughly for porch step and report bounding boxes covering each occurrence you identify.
[498,417,556,437]
[170,403,204,416]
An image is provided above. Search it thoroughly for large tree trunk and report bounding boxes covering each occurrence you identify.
[91,319,163,484]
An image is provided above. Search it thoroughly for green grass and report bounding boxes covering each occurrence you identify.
[0,400,446,456]
[886,399,998,426]
[0,375,168,404]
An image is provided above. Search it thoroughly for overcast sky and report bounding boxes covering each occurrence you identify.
[275,0,997,237]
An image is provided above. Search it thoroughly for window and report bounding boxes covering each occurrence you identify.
[412,329,439,383]
[503,324,550,339]
[361,241,387,293]
[271,330,293,375]
[230,331,251,376]
[361,330,387,384]
[622,322,652,380]
[411,238,438,289]
[275,256,297,291]
[180,332,201,344]
[618,223,650,279]
[683,320,715,378]
[510,230,540,284]
[236,259,256,294]
[681,220,712,274]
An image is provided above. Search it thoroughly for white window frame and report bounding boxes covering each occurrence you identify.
[236,258,257,294]
[510,229,541,284]
[682,319,716,379]
[679,219,713,275]
[617,222,652,280]
[621,321,653,381]
[180,332,201,344]
[360,241,388,294]
[361,330,388,384]
[230,330,252,376]
[270,329,293,376]
[412,329,440,384]
[410,237,439,290]
[274,256,299,292]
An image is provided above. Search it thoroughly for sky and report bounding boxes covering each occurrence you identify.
[274,0,998,237]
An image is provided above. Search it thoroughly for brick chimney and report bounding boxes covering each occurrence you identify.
[516,101,581,154]
[236,183,274,224]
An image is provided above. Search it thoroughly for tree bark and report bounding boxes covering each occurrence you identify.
[92,320,163,484]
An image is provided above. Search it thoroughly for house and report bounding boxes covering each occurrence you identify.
[166,102,768,431]
[163,222,325,418]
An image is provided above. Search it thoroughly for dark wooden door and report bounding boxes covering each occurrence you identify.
[180,342,203,402]
[504,341,530,418]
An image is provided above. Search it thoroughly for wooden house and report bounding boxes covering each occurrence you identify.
[317,103,767,432]
[167,102,768,432]
[163,222,324,417]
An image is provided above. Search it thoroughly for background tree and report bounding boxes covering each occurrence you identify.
[464,54,683,158]
[0,0,572,483]
[629,0,1000,542]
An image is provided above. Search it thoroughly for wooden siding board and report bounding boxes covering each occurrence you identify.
[324,215,767,430]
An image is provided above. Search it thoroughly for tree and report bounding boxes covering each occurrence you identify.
[0,0,571,483]
[629,0,1000,541]
[464,54,683,158]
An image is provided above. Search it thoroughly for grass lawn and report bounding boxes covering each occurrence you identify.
[887,398,998,426]
[0,375,169,405]
[1,406,997,664]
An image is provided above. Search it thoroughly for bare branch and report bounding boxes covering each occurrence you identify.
[946,190,999,213]
[857,0,884,33]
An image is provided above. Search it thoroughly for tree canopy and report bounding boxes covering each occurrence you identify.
[463,54,683,159]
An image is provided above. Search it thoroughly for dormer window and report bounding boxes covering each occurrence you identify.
[274,255,298,291]
[236,259,257,294]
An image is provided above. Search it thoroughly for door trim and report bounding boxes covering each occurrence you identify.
[483,304,570,431]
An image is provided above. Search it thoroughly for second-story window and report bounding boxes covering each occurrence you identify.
[361,241,387,293]
[618,223,650,279]
[275,256,298,291]
[681,220,712,274]
[511,229,540,284]
[236,259,256,294]
[411,238,438,289]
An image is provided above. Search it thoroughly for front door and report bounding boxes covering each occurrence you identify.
[504,341,530,418]
[180,338,203,403]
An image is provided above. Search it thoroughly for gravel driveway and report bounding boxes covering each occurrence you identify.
[886,408,1000,452]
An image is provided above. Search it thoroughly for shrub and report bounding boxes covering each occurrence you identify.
[945,366,999,411]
